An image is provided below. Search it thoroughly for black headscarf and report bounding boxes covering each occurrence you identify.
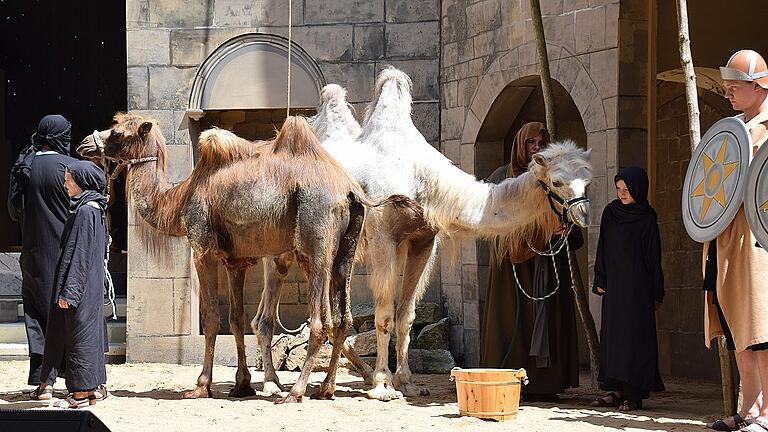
[32,114,71,155]
[67,160,107,213]
[606,166,653,223]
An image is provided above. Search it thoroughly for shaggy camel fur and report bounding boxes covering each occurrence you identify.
[77,113,418,403]
[262,68,592,401]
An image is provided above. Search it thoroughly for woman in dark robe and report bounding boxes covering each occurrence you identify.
[480,122,581,400]
[9,115,77,387]
[591,166,664,411]
[42,160,108,408]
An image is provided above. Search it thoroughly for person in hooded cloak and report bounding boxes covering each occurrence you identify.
[8,115,77,387]
[480,122,582,400]
[591,166,664,411]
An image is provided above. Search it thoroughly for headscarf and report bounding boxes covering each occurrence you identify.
[67,160,107,213]
[32,114,71,155]
[506,121,549,177]
[606,166,653,223]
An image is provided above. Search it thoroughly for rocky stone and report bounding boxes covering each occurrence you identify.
[415,317,449,350]
[413,302,442,328]
[359,320,375,333]
[270,334,292,370]
[285,342,334,371]
[346,329,377,357]
[351,302,375,329]
[409,349,455,374]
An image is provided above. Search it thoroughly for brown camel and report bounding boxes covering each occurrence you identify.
[77,113,418,403]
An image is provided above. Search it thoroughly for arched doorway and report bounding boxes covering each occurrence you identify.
[474,75,591,368]
[186,33,325,334]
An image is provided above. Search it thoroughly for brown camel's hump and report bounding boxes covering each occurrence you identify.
[197,128,264,174]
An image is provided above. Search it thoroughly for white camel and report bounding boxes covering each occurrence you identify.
[256,68,593,401]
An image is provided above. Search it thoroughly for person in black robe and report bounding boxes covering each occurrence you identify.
[46,160,108,408]
[591,166,664,411]
[480,122,581,400]
[8,115,76,387]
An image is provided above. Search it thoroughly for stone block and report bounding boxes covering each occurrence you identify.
[126,335,264,367]
[284,342,333,371]
[415,317,449,349]
[127,30,171,66]
[382,60,439,100]
[457,77,478,107]
[472,31,495,58]
[353,25,385,60]
[127,67,149,110]
[0,300,18,323]
[170,28,242,67]
[148,66,197,110]
[460,143,475,174]
[305,0,383,24]
[148,0,214,28]
[618,95,647,129]
[386,0,439,22]
[605,2,619,48]
[463,302,479,331]
[293,25,354,62]
[449,324,464,357]
[466,0,501,35]
[414,302,442,327]
[463,329,480,366]
[574,6,605,55]
[146,236,191,278]
[350,274,373,305]
[352,302,375,329]
[128,278,176,336]
[443,284,463,325]
[165,145,193,184]
[386,22,439,58]
[173,278,192,335]
[412,102,439,143]
[442,81,458,109]
[213,0,301,27]
[129,110,175,140]
[461,264,478,301]
[442,10,468,45]
[563,0,589,13]
[543,12,575,55]
[126,0,149,28]
[441,107,465,141]
[319,62,375,103]
[359,320,375,333]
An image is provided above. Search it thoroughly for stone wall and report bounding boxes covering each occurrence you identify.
[124,0,441,362]
[441,0,629,367]
[653,81,734,380]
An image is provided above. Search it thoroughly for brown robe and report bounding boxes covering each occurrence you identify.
[480,122,579,395]
[704,110,768,351]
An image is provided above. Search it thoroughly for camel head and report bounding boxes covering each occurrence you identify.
[77,113,164,164]
[529,140,592,228]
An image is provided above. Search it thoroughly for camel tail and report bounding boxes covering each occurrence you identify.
[355,193,423,218]
[197,127,258,171]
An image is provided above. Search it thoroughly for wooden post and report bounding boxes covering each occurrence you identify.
[675,0,735,416]
[529,0,600,385]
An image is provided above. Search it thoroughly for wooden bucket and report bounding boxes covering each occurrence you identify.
[450,367,528,421]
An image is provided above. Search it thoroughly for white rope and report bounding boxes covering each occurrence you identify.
[512,236,578,302]
[286,0,292,118]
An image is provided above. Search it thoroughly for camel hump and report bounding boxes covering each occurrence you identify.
[320,84,346,103]
[374,66,413,98]
[197,127,258,170]
[272,115,325,156]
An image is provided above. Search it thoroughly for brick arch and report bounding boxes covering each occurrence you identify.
[461,42,607,147]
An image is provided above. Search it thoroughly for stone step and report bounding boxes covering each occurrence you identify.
[0,320,126,344]
[0,342,126,360]
[0,297,127,320]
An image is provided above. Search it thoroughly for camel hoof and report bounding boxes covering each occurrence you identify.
[399,383,430,397]
[228,383,256,398]
[261,381,283,396]
[366,383,403,402]
[310,386,336,400]
[182,386,212,399]
[275,394,303,404]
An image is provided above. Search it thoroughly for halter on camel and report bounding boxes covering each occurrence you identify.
[91,129,159,320]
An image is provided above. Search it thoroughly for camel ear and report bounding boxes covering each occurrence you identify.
[584,148,592,160]
[138,121,153,138]
[532,153,547,167]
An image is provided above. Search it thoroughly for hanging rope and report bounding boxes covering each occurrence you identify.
[286,0,292,118]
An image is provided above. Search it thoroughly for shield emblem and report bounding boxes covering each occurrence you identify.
[745,140,768,248]
[682,117,751,243]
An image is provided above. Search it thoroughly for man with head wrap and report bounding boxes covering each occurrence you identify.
[8,115,77,388]
[479,122,582,401]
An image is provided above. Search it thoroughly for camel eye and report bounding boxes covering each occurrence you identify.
[110,130,123,139]
[552,180,563,188]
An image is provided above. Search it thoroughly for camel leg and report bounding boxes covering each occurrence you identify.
[253,254,293,395]
[225,264,255,397]
[313,197,364,400]
[394,237,437,397]
[184,252,219,399]
[366,240,402,401]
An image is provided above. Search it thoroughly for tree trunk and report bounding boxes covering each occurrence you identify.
[529,0,600,385]
[676,0,735,416]
[675,0,701,151]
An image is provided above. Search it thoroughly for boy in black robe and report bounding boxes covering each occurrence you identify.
[48,160,109,408]
[591,166,665,411]
[9,115,77,387]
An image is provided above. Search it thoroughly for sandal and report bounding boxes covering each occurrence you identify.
[26,386,53,401]
[53,394,96,409]
[740,418,768,432]
[93,384,110,401]
[708,414,748,431]
[590,392,622,407]
[618,399,642,412]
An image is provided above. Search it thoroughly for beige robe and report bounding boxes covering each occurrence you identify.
[704,111,768,351]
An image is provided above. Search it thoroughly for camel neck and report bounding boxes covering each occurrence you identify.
[476,171,549,235]
[127,161,187,237]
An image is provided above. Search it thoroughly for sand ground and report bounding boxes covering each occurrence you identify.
[0,360,724,431]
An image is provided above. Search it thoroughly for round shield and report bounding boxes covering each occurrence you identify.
[745,140,768,249]
[682,117,751,243]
